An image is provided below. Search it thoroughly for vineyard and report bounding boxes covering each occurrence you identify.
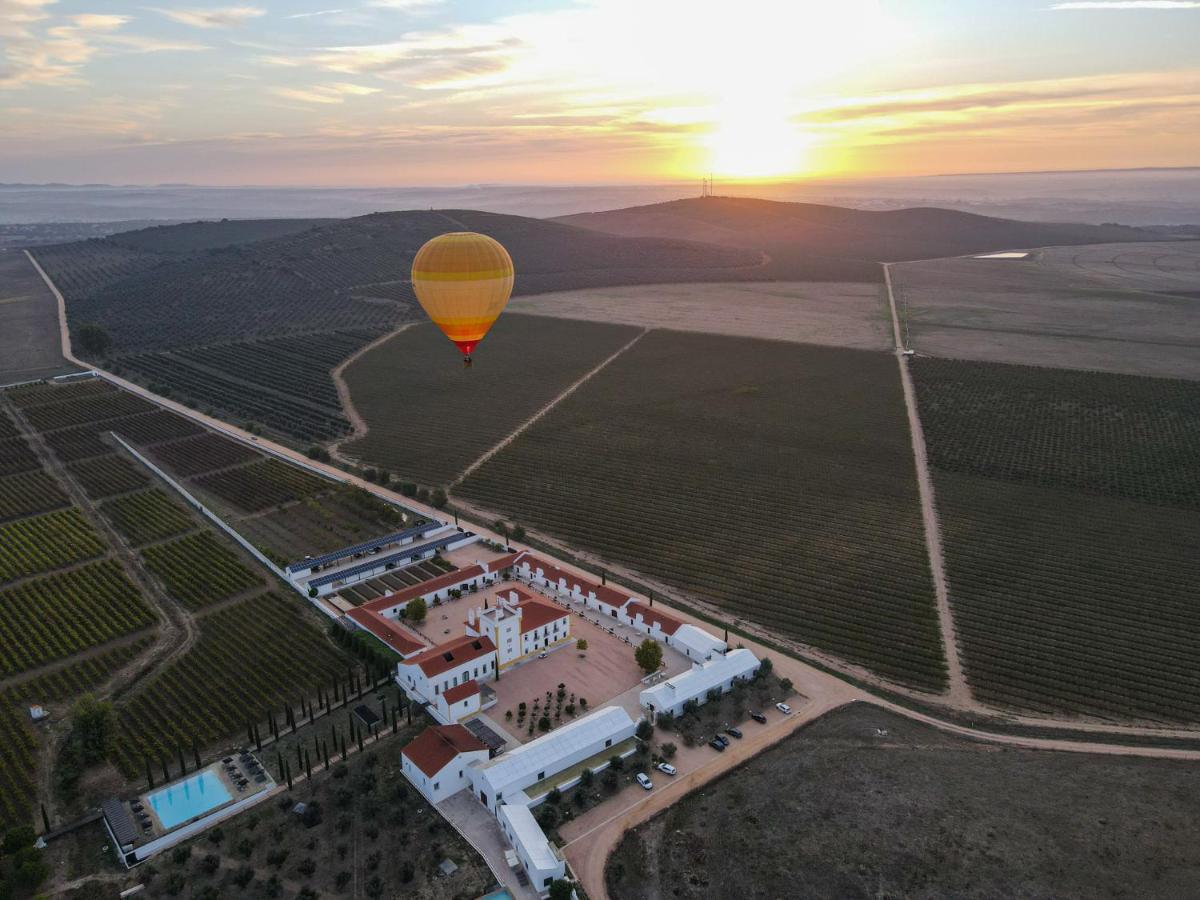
[0,438,39,476]
[0,639,153,828]
[149,431,258,476]
[193,458,332,513]
[111,592,351,776]
[23,390,154,432]
[911,358,1200,509]
[100,488,196,547]
[0,470,68,521]
[140,531,263,609]
[343,316,642,485]
[41,425,114,462]
[116,328,384,442]
[233,484,418,562]
[0,508,105,583]
[936,473,1200,721]
[28,240,162,299]
[7,378,116,408]
[913,358,1200,721]
[459,329,947,689]
[67,453,151,499]
[0,560,156,678]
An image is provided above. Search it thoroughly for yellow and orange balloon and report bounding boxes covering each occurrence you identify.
[411,232,514,366]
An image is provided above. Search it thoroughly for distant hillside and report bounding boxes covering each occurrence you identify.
[554,197,1158,278]
[108,218,336,254]
[35,209,761,353]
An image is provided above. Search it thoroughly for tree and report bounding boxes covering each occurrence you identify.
[780,677,794,695]
[538,715,552,733]
[757,657,773,678]
[430,487,447,509]
[635,719,653,741]
[494,520,510,543]
[549,879,575,900]
[76,323,111,357]
[661,742,677,759]
[71,693,115,764]
[546,787,562,805]
[635,639,663,674]
[512,524,526,542]
[405,597,427,624]
[580,767,594,787]
[576,638,588,654]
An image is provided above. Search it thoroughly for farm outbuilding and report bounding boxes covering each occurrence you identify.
[640,648,760,718]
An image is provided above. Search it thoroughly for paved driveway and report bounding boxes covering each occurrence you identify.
[438,791,541,900]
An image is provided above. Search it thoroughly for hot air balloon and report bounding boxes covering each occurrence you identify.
[411,232,514,367]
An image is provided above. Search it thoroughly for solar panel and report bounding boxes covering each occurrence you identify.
[286,521,442,572]
[307,532,475,589]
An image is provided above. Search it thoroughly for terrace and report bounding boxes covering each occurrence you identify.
[304,528,479,594]
[102,752,276,868]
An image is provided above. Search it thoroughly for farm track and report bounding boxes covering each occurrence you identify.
[883,263,969,707]
[450,326,650,487]
[328,323,414,463]
[0,400,202,822]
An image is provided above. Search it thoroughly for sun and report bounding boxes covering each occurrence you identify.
[705,109,814,179]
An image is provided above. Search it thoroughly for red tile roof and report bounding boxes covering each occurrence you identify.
[406,634,497,678]
[347,608,427,657]
[516,596,568,635]
[624,600,683,636]
[442,679,480,705]
[402,724,487,778]
[515,553,631,608]
[359,551,527,615]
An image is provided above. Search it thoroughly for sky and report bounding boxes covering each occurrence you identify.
[1,0,1197,185]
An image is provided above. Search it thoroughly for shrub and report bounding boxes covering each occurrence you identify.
[661,742,677,759]
[636,720,653,741]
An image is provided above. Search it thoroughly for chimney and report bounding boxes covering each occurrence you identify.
[468,608,475,627]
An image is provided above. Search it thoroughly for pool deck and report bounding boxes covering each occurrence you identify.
[116,751,274,851]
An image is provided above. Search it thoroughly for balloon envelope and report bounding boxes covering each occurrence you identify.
[411,232,514,358]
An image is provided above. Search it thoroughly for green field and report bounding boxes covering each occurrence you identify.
[100,488,196,547]
[192,458,332,513]
[0,469,68,521]
[343,315,642,486]
[0,507,106,583]
[140,531,264,609]
[0,561,155,678]
[913,358,1200,721]
[67,452,151,499]
[112,592,351,776]
[0,640,153,828]
[460,329,945,690]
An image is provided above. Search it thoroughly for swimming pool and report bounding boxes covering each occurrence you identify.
[146,768,232,831]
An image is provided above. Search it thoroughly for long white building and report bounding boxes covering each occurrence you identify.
[639,647,760,718]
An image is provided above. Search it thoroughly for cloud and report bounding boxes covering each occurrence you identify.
[369,0,445,9]
[0,0,56,39]
[269,82,382,104]
[1051,1,1200,8]
[149,6,265,28]
[285,8,343,17]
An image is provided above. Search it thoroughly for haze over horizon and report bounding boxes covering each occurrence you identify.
[3,0,1198,186]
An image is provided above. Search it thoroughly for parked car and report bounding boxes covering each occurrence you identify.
[725,727,743,739]
[713,735,729,748]
[749,711,767,724]
[655,762,677,776]
[537,652,548,659]
[776,702,792,715]
[708,738,726,752]
[636,773,653,790]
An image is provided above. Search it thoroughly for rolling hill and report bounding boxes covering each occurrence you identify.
[35,209,762,353]
[554,196,1158,278]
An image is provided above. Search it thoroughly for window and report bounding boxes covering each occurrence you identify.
[605,738,612,747]
[538,771,545,780]
[434,782,439,790]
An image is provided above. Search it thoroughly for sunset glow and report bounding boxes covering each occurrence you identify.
[0,0,1196,184]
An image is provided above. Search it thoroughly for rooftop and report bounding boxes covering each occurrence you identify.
[307,531,470,589]
[403,724,488,778]
[285,521,436,572]
[474,705,636,795]
[624,601,683,636]
[443,679,481,705]
[641,648,760,707]
[500,803,561,872]
[515,595,568,635]
[346,608,427,657]
[406,634,497,678]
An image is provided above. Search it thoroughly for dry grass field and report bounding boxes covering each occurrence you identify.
[459,329,945,690]
[607,704,1200,900]
[892,242,1200,380]
[509,281,891,349]
[0,250,77,386]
